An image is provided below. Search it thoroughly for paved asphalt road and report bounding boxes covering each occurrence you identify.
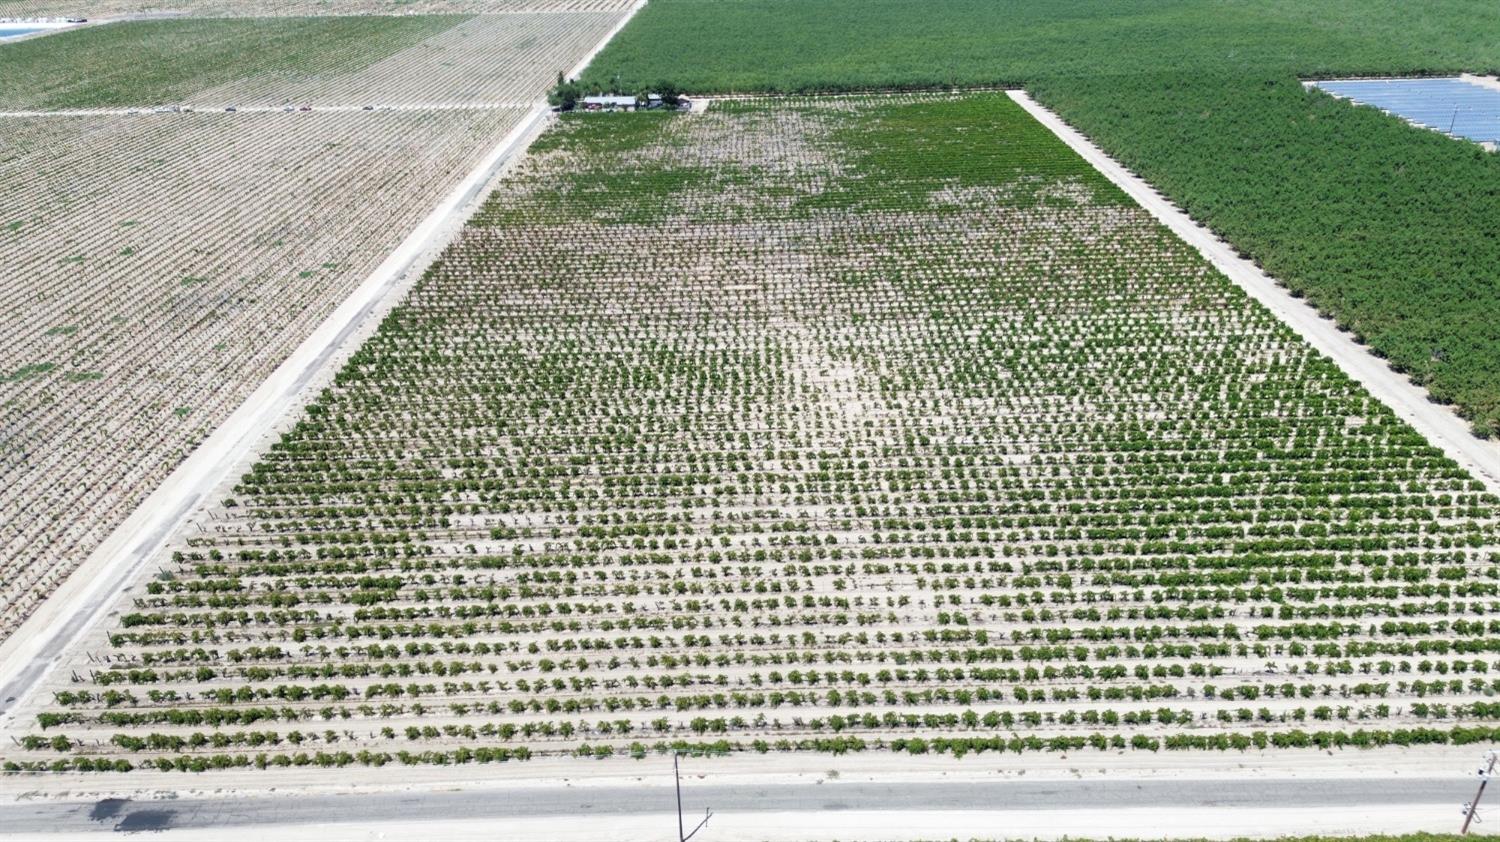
[0,778,1465,834]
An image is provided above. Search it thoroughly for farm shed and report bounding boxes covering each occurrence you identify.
[581,94,638,110]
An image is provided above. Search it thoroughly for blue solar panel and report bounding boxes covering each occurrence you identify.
[1313,78,1500,146]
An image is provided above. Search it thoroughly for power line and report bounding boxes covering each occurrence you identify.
[674,753,713,842]
[1461,749,1497,834]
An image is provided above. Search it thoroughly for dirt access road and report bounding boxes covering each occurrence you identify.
[1009,89,1500,496]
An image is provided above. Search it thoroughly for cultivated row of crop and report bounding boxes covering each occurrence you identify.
[9,94,1500,774]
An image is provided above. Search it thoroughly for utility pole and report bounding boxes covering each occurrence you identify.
[1462,750,1498,834]
[1449,105,1460,135]
[674,752,712,842]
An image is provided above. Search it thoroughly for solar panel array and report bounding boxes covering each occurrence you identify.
[1314,77,1500,146]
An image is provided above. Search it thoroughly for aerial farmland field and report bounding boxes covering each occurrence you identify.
[0,7,639,653]
[0,106,532,634]
[584,0,1500,437]
[8,93,1500,779]
[4,1,1500,838]
[0,14,627,110]
[0,17,460,110]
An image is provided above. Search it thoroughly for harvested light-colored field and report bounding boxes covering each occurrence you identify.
[0,0,630,664]
[0,14,623,111]
[0,0,631,17]
[8,94,1500,776]
[0,17,459,111]
[182,13,626,108]
[0,107,529,640]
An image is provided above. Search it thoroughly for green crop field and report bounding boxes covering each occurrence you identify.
[582,0,1500,92]
[0,16,465,110]
[12,94,1500,774]
[581,0,1500,434]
